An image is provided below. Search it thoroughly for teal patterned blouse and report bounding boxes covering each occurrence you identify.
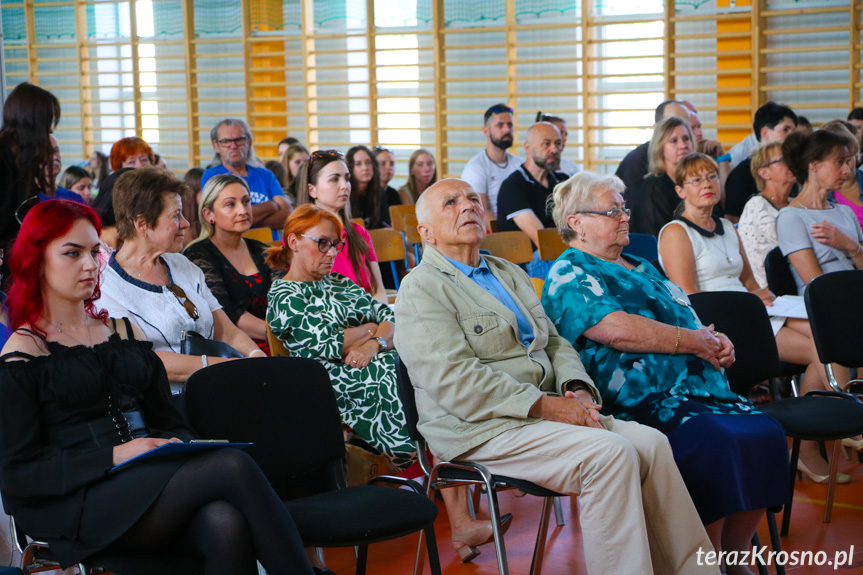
[541,248,754,432]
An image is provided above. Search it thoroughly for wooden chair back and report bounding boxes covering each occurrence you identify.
[531,277,545,300]
[480,231,533,265]
[368,228,407,263]
[266,325,290,357]
[389,205,416,233]
[403,214,422,247]
[243,227,273,243]
[537,228,567,261]
[350,217,365,228]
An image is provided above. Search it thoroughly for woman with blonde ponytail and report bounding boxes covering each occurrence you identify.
[183,173,274,350]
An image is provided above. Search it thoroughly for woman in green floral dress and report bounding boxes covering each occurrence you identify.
[266,203,414,469]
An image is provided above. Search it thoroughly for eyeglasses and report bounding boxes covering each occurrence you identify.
[217,136,248,148]
[166,282,200,320]
[302,234,346,254]
[683,174,720,187]
[484,104,514,123]
[576,206,631,219]
[766,158,785,167]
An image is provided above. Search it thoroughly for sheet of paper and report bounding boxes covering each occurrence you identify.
[766,295,807,319]
[111,442,252,471]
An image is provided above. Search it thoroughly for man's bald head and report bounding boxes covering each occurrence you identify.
[525,122,562,172]
[415,178,485,253]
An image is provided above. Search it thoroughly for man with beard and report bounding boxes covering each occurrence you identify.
[461,103,524,230]
[496,122,567,277]
[202,118,290,230]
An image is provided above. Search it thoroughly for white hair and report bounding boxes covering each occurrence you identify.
[551,171,624,242]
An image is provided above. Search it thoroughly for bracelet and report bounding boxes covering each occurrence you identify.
[716,153,731,163]
[248,349,266,358]
[201,354,208,368]
[852,243,862,257]
[672,326,681,355]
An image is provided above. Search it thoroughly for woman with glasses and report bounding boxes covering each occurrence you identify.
[737,142,795,288]
[541,171,789,571]
[266,204,414,470]
[109,136,154,171]
[96,168,261,384]
[296,150,388,304]
[183,175,274,353]
[660,153,843,483]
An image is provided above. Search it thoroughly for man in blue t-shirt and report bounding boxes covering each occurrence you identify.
[201,119,290,230]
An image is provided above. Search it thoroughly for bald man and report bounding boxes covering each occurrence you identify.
[496,122,568,277]
[395,178,717,575]
[616,100,691,198]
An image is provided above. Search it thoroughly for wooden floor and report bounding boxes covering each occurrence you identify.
[322,449,863,575]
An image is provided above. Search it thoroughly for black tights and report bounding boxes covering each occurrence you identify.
[114,449,313,575]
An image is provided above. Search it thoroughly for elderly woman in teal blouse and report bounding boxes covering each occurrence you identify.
[541,171,788,575]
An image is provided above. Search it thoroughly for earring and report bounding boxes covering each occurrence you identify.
[579,235,586,243]
[208,219,214,224]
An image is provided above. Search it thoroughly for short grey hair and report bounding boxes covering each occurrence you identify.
[415,178,472,226]
[208,118,264,168]
[551,171,625,242]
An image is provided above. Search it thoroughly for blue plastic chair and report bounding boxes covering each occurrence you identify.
[623,232,658,261]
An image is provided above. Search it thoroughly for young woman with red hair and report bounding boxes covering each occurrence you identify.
[0,199,312,575]
[109,136,154,171]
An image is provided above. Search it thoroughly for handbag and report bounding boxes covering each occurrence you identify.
[180,330,244,359]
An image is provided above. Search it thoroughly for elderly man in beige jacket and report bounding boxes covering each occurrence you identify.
[394,178,718,575]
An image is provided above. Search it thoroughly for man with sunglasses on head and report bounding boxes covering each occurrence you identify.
[496,121,569,278]
[201,118,291,230]
[461,103,524,231]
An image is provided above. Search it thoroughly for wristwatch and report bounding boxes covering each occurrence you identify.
[375,337,387,350]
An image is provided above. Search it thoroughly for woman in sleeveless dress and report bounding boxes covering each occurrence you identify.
[0,200,312,574]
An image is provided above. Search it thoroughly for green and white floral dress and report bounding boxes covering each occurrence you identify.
[267,273,415,469]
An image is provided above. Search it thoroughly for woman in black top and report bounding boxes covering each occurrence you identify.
[630,117,695,236]
[0,199,311,574]
[183,174,274,352]
[0,83,62,245]
[374,147,400,224]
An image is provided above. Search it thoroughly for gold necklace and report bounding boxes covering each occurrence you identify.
[43,314,93,348]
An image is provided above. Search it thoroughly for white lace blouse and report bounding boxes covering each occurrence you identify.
[737,195,780,289]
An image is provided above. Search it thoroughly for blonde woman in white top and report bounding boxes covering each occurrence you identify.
[660,153,847,484]
[738,142,795,289]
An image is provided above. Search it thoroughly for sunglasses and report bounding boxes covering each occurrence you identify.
[484,104,514,124]
[167,282,200,320]
[309,149,344,167]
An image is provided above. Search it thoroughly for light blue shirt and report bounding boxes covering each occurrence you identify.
[444,255,535,347]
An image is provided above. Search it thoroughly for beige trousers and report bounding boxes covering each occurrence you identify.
[460,416,719,575]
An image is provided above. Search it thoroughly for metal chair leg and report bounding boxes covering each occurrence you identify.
[823,440,840,523]
[553,496,565,527]
[751,532,768,575]
[529,498,554,575]
[781,439,800,536]
[486,487,510,575]
[355,544,369,575]
[767,510,786,575]
[412,529,427,575]
[423,524,442,575]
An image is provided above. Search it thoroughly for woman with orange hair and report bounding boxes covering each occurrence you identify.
[109,137,154,171]
[266,204,414,469]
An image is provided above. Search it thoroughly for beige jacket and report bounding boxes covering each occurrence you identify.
[394,245,599,461]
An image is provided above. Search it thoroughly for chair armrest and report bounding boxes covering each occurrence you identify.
[804,390,863,403]
[368,475,425,495]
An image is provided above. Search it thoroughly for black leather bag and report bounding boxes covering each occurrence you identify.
[180,330,244,359]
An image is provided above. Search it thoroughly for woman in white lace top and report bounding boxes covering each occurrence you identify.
[738,142,795,288]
